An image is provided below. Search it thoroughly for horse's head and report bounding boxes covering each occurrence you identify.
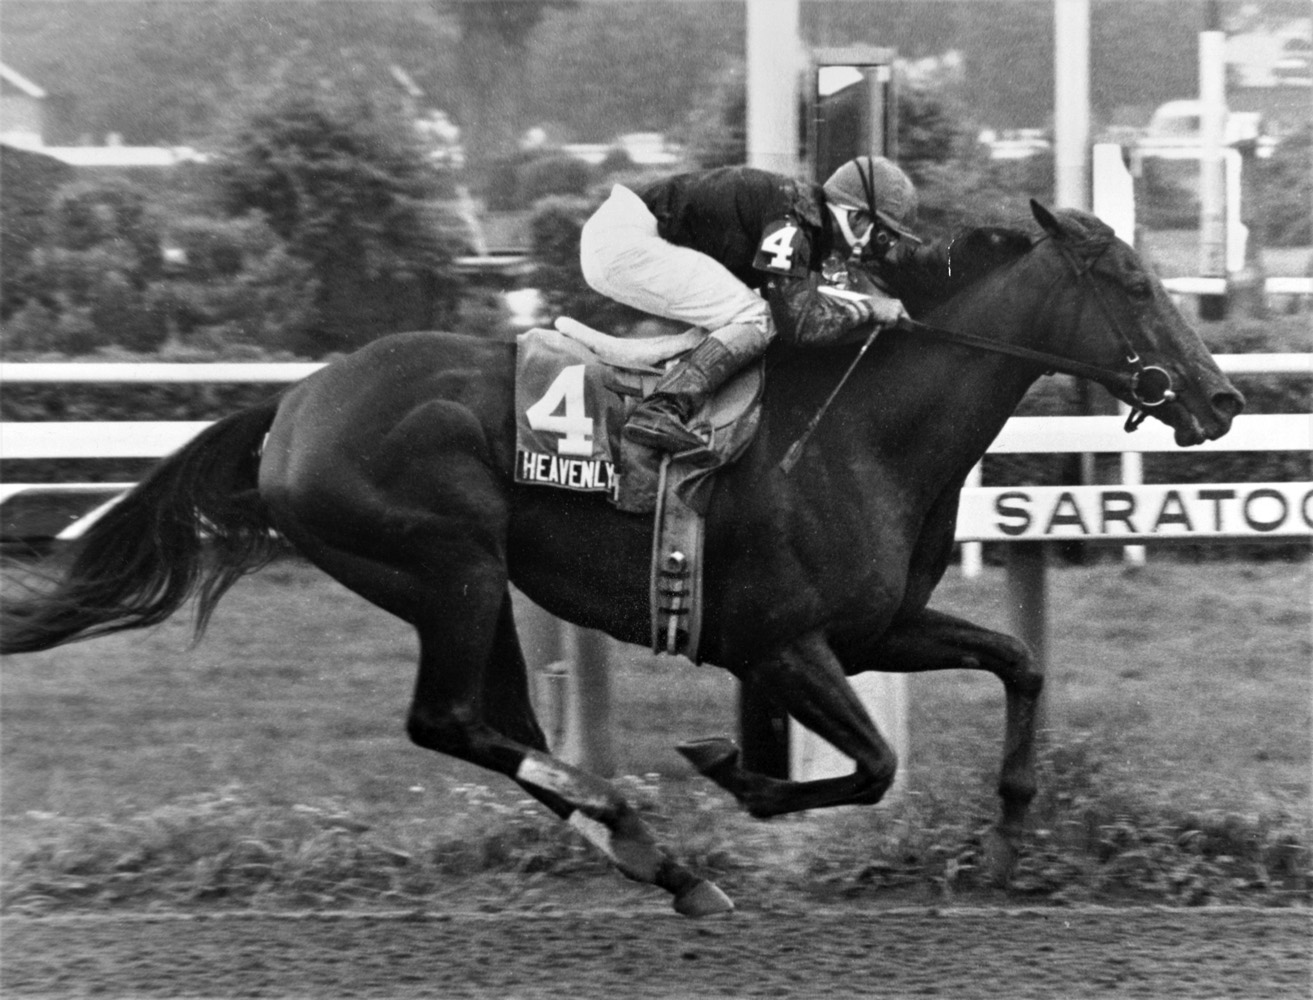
[1030,200,1244,445]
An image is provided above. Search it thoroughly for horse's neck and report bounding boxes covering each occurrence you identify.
[846,258,1052,485]
[925,260,1053,419]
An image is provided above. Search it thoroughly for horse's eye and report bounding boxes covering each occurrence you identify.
[1125,276,1153,299]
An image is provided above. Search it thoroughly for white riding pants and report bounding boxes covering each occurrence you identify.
[580,185,772,354]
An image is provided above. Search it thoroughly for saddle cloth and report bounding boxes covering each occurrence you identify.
[515,319,764,661]
[514,319,762,515]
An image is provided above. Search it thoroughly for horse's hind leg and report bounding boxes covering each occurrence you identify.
[405,580,731,916]
[270,498,729,916]
[680,631,899,818]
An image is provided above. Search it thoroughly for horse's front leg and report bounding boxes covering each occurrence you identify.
[679,630,899,817]
[832,607,1044,883]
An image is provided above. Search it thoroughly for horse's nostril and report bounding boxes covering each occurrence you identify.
[1213,390,1245,420]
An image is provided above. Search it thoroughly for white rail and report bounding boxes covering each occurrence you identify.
[0,362,324,383]
[2,353,1308,383]
[1162,276,1313,298]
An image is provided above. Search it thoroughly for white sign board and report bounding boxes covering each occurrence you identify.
[957,482,1313,541]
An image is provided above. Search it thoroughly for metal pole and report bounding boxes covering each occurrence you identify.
[1092,142,1147,567]
[1005,543,1050,734]
[516,593,614,775]
[739,0,801,780]
[560,627,616,777]
[1054,0,1093,568]
[746,0,801,176]
[961,463,984,579]
[1198,0,1229,319]
[1053,0,1091,210]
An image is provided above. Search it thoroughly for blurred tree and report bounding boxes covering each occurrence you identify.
[210,79,469,354]
[447,0,576,170]
[803,0,966,57]
[897,82,975,176]
[1091,1,1204,125]
[0,1,454,144]
[17,178,169,351]
[678,68,1054,241]
[954,2,1053,129]
[159,215,318,353]
[898,83,1056,241]
[0,144,74,317]
[523,2,741,143]
[1252,124,1312,248]
[681,63,749,170]
[883,0,1199,131]
[529,194,646,332]
[0,299,59,353]
[0,0,1220,151]
[44,179,164,274]
[518,153,596,204]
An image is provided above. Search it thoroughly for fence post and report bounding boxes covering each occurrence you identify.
[1005,542,1050,734]
[1118,403,1148,568]
[1198,2,1229,320]
[558,626,616,777]
[961,462,984,579]
[789,673,908,797]
[515,592,615,777]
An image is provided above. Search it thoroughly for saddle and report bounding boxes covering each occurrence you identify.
[515,319,764,661]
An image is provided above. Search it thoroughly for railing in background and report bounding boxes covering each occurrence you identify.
[1161,276,1313,300]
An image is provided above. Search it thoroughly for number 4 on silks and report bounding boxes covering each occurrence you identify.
[525,364,595,457]
[754,219,809,277]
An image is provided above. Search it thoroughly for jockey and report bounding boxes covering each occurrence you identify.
[579,155,921,452]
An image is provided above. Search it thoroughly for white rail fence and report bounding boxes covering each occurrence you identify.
[2,356,1309,783]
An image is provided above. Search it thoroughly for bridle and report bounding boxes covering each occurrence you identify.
[779,233,1179,474]
[904,235,1177,431]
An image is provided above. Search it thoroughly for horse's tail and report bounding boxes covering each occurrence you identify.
[1,397,283,655]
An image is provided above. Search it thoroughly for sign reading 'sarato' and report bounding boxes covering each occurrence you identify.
[957,483,1312,540]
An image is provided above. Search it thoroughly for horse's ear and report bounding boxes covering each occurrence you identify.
[1030,200,1064,239]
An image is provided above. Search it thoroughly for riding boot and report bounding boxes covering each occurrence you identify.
[624,325,762,452]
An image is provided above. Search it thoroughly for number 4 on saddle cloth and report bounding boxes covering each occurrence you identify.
[515,319,764,660]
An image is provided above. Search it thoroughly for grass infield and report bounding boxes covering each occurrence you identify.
[2,557,1308,911]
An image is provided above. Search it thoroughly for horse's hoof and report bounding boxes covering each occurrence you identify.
[676,737,740,776]
[982,829,1019,886]
[673,879,735,918]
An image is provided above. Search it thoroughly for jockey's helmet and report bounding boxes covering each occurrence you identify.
[823,156,919,249]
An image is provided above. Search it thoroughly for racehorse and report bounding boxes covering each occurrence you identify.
[1,203,1243,916]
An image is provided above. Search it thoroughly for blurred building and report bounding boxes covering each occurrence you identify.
[1226,16,1311,140]
[2,59,208,173]
[0,62,48,147]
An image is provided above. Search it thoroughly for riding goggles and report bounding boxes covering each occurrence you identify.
[830,205,903,259]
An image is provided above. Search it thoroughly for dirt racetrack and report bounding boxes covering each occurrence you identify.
[4,904,1308,999]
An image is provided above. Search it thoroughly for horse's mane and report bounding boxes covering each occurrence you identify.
[885,225,1035,318]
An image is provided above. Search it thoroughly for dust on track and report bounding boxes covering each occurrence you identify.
[4,905,1308,1000]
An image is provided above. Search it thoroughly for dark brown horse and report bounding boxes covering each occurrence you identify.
[1,203,1243,916]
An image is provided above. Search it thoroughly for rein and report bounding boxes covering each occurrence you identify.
[911,237,1178,421]
[778,235,1179,474]
[900,317,1125,386]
